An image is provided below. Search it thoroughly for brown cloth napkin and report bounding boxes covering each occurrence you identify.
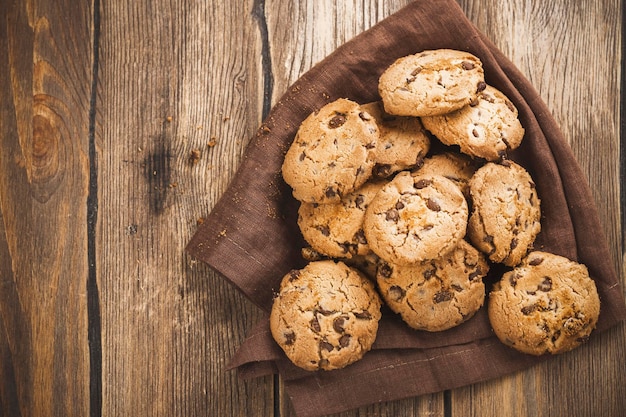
[186,0,626,415]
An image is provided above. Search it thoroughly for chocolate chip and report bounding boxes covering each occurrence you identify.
[385,208,399,221]
[288,270,301,282]
[328,113,346,129]
[374,164,393,177]
[317,225,330,236]
[395,201,405,210]
[320,341,334,351]
[354,229,367,245]
[476,81,487,92]
[333,316,346,333]
[354,311,372,320]
[389,285,406,301]
[483,235,494,244]
[415,179,432,189]
[529,257,544,266]
[365,142,376,149]
[469,266,483,281]
[423,268,436,280]
[509,274,518,289]
[426,198,441,212]
[521,305,537,315]
[461,61,475,70]
[451,284,463,292]
[433,291,453,303]
[284,331,296,345]
[325,187,337,198]
[469,98,479,107]
[538,277,552,292]
[358,111,371,121]
[299,152,306,161]
[310,317,321,333]
[472,128,479,137]
[411,67,422,76]
[339,242,357,255]
[378,263,393,278]
[505,100,516,113]
[317,307,334,316]
[318,359,329,368]
[406,76,417,83]
[339,334,351,348]
[355,194,365,208]
[510,238,518,250]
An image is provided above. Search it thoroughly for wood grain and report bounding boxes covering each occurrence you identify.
[0,0,623,416]
[0,0,93,415]
[96,0,272,415]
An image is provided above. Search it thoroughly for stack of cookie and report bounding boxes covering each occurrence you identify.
[271,49,600,371]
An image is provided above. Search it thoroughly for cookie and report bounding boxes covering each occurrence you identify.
[412,151,480,198]
[363,171,468,265]
[282,98,379,204]
[270,260,382,371]
[467,161,541,266]
[377,240,488,331]
[360,101,430,178]
[378,49,485,117]
[298,181,386,259]
[488,251,600,355]
[421,84,524,161]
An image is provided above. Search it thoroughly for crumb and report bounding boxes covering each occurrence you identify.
[260,125,271,134]
[223,116,230,122]
[188,149,201,165]
[169,182,178,188]
[165,116,173,123]
[218,229,226,237]
[207,137,217,147]
[196,217,205,225]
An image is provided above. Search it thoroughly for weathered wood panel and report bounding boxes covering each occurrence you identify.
[0,0,94,415]
[96,0,271,415]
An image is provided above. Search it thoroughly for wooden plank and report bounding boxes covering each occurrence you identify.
[264,1,444,415]
[96,0,272,415]
[0,0,94,416]
[451,0,626,415]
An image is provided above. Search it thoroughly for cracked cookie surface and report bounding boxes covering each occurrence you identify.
[488,251,600,355]
[281,98,379,204]
[360,101,430,178]
[298,180,386,259]
[270,260,382,371]
[421,84,524,161]
[467,161,541,267]
[378,49,485,117]
[363,171,468,265]
[377,240,488,332]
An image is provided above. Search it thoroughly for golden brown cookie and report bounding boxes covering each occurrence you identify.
[360,101,430,178]
[421,84,524,161]
[378,49,485,117]
[412,151,481,198]
[363,171,468,265]
[488,251,600,355]
[298,181,386,259]
[281,98,379,204]
[467,161,541,267]
[270,260,382,371]
[377,240,488,331]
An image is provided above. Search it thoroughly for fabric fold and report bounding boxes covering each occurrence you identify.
[186,0,626,415]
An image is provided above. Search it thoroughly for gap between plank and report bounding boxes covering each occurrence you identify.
[251,0,278,415]
[87,0,102,416]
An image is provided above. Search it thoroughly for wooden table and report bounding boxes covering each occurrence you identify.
[1,0,624,416]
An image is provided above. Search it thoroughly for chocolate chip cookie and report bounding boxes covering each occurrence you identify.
[421,84,524,161]
[488,251,600,355]
[377,240,488,331]
[360,101,430,178]
[298,180,386,259]
[282,98,379,204]
[412,151,481,198]
[467,161,541,266]
[270,260,382,371]
[363,171,468,265]
[378,49,485,117]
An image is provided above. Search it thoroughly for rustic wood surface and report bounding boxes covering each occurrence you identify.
[0,0,624,416]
